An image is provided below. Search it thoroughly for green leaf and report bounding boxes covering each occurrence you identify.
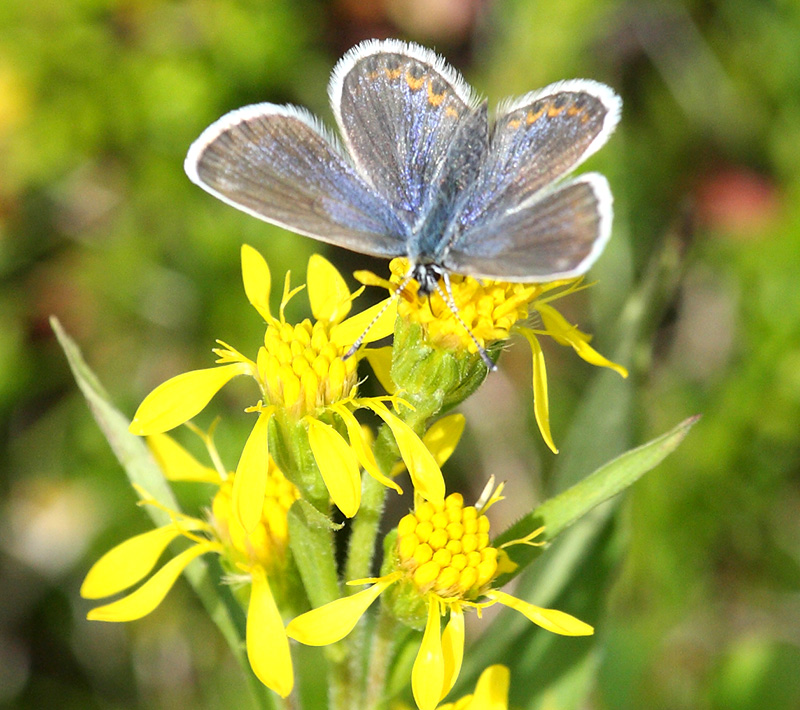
[494,415,700,584]
[51,317,180,517]
[51,317,276,710]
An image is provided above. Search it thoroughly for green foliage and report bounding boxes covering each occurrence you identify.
[3,0,800,708]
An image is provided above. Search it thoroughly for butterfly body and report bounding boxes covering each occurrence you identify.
[185,39,621,293]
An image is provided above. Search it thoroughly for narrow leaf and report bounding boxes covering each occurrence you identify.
[494,415,700,581]
[51,319,255,689]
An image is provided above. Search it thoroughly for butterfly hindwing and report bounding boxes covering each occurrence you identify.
[443,173,613,281]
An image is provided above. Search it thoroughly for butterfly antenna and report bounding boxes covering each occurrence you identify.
[436,273,497,371]
[343,273,414,361]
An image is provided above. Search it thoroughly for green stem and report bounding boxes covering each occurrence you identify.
[329,657,354,710]
[335,424,397,709]
[363,605,404,709]
[344,469,389,583]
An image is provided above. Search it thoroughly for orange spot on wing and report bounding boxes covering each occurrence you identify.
[426,79,446,106]
[445,106,460,118]
[547,104,566,117]
[405,71,425,91]
[526,107,545,124]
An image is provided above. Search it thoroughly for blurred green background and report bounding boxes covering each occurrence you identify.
[2,0,800,708]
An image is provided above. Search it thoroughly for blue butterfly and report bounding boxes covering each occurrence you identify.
[185,39,621,364]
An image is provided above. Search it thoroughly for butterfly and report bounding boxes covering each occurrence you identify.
[185,39,621,365]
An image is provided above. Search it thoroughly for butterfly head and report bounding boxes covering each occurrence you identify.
[410,262,445,298]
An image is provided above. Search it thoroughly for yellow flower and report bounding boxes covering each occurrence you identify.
[357,258,628,453]
[129,245,445,528]
[394,664,510,710]
[80,430,298,698]
[286,480,592,710]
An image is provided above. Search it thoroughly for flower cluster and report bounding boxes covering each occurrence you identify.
[129,246,445,526]
[83,246,625,708]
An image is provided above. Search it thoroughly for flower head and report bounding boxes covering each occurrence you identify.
[358,258,628,452]
[286,480,593,710]
[80,429,298,697]
[129,246,445,528]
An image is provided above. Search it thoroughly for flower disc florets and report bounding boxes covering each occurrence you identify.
[257,316,358,419]
[396,493,498,599]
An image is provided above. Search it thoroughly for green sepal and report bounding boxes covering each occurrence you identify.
[492,415,700,587]
[390,318,491,432]
[269,411,329,512]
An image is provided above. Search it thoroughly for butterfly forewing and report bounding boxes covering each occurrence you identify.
[444,173,613,281]
[185,104,408,258]
[456,82,620,233]
[331,40,477,228]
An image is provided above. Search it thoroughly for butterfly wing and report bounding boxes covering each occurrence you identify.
[185,103,409,258]
[443,173,613,281]
[330,39,479,230]
[444,80,621,280]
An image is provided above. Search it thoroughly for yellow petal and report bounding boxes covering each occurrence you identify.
[363,401,445,504]
[423,414,465,468]
[518,328,558,454]
[364,346,395,394]
[330,297,397,348]
[307,418,362,518]
[352,269,393,290]
[81,525,184,599]
[441,604,465,699]
[331,405,402,494]
[537,303,628,378]
[87,542,218,621]
[241,244,272,322]
[489,591,594,636]
[392,408,461,478]
[247,566,293,697]
[286,576,398,646]
[412,597,445,710]
[233,408,274,531]
[129,363,250,436]
[146,433,222,483]
[470,665,510,710]
[307,253,351,324]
